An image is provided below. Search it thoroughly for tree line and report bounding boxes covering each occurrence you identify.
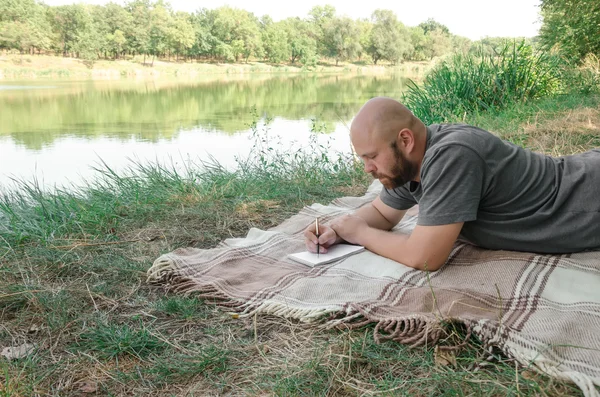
[3,0,591,67]
[0,0,498,66]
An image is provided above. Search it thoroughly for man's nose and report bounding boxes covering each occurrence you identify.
[364,160,376,173]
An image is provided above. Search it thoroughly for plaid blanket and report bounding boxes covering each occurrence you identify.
[147,180,600,397]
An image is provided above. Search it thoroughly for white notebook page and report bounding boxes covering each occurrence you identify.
[287,244,365,267]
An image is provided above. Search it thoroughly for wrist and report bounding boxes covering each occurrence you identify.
[357,226,376,247]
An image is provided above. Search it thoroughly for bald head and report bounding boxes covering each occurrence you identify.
[350,97,423,143]
[350,97,427,187]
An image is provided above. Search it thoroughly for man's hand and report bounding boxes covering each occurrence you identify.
[303,197,407,254]
[330,214,370,245]
[304,222,340,253]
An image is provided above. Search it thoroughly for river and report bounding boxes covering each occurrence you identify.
[0,73,407,189]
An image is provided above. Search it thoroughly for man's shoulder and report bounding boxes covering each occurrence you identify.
[427,123,503,154]
[429,123,495,141]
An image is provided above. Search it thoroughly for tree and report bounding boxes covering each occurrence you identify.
[261,21,289,63]
[322,16,361,66]
[72,25,101,67]
[125,0,152,61]
[415,19,454,60]
[210,6,262,63]
[103,2,133,34]
[539,0,600,61]
[0,0,38,22]
[418,18,450,35]
[452,35,471,55]
[215,42,233,61]
[240,16,262,63]
[191,8,219,60]
[470,36,528,56]
[148,2,172,64]
[423,28,452,59]
[308,4,335,27]
[355,18,372,62]
[0,21,35,52]
[0,0,53,53]
[168,11,194,60]
[98,2,133,58]
[0,0,474,65]
[368,10,412,64]
[407,26,427,61]
[49,4,99,57]
[282,18,317,65]
[308,4,335,56]
[106,29,126,59]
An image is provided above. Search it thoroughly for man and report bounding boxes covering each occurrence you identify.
[304,97,600,271]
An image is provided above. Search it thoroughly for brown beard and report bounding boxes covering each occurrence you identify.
[371,142,419,189]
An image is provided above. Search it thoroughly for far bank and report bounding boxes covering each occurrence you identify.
[0,54,433,81]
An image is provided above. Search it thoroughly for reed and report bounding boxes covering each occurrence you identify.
[403,42,564,124]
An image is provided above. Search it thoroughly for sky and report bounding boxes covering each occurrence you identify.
[42,0,543,41]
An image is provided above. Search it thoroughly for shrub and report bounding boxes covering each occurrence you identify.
[402,42,564,124]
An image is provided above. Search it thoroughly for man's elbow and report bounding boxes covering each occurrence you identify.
[406,254,447,272]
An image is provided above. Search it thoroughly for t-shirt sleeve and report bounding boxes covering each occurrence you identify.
[379,185,417,210]
[417,145,486,226]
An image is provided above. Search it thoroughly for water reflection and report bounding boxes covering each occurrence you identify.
[0,74,406,188]
[0,118,354,188]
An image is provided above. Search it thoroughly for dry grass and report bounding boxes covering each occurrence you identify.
[235,200,281,221]
[521,107,600,156]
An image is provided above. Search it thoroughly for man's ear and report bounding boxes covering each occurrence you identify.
[397,128,415,152]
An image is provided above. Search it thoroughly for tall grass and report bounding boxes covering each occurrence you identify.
[403,42,565,124]
[562,53,600,95]
[0,121,367,249]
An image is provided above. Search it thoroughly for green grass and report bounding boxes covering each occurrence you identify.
[468,91,600,133]
[147,346,230,384]
[1,92,599,395]
[403,42,566,125]
[153,296,211,320]
[77,322,167,360]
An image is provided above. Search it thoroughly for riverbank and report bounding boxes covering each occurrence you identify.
[1,91,599,395]
[0,53,432,80]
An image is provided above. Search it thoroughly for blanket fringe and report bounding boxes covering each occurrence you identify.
[161,275,447,348]
[146,255,178,283]
[324,312,365,328]
[238,302,334,323]
[167,278,247,308]
[155,275,337,322]
[373,317,443,347]
[324,309,447,348]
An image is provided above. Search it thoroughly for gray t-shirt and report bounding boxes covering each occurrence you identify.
[380,123,600,253]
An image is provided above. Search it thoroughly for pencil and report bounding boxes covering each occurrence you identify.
[315,217,320,257]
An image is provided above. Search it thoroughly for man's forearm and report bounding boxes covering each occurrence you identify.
[359,227,438,271]
[354,203,395,231]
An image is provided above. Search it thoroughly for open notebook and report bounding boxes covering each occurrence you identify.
[287,244,365,267]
